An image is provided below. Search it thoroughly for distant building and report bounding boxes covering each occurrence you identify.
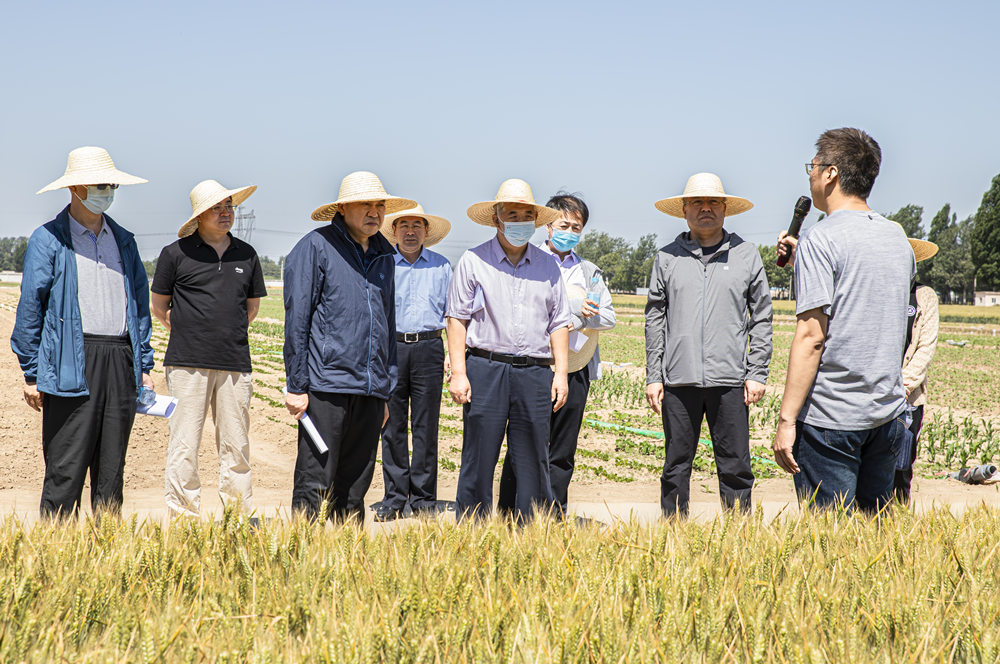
[0,271,22,285]
[975,291,1000,306]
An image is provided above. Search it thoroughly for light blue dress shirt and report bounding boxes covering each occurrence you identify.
[394,246,453,334]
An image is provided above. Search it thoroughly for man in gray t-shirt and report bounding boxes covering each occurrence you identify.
[773,128,914,513]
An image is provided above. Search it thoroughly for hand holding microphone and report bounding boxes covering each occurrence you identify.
[777,196,812,267]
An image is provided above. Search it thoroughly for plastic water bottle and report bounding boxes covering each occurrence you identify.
[137,387,156,407]
[586,274,601,305]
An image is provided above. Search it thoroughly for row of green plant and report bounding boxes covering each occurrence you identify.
[921,411,1000,468]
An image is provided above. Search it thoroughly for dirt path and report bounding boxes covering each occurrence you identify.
[1,287,997,525]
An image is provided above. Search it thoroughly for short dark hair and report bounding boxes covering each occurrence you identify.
[814,127,882,199]
[546,192,590,227]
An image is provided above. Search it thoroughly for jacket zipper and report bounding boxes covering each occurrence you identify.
[701,261,707,385]
[350,242,377,396]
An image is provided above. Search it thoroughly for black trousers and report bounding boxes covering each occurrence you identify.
[660,385,753,516]
[41,334,137,518]
[498,367,590,515]
[292,391,383,524]
[456,353,554,522]
[381,338,444,510]
[893,405,924,503]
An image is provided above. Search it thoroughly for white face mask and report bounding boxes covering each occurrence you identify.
[77,186,115,215]
[501,220,536,247]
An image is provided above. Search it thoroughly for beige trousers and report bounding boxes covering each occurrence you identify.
[164,367,253,516]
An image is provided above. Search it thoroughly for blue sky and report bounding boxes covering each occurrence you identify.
[2,1,998,263]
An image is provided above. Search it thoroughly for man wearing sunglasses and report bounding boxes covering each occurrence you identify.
[12,146,153,518]
[151,180,266,518]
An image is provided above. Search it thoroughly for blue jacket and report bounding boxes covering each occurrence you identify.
[283,218,397,400]
[10,206,154,396]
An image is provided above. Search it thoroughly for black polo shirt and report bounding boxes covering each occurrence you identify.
[151,232,267,373]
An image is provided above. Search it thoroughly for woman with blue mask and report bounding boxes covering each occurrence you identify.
[497,192,617,518]
[444,178,572,524]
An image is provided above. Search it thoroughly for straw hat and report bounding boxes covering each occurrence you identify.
[908,238,938,262]
[654,172,753,218]
[37,146,147,194]
[311,171,416,222]
[466,179,561,228]
[178,180,257,238]
[380,204,452,247]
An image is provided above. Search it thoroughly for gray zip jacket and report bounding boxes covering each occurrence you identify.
[644,231,772,388]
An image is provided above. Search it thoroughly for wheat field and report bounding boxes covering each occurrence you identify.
[3,507,999,662]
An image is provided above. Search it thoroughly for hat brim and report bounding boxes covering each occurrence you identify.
[909,238,939,263]
[654,195,753,218]
[178,185,257,238]
[311,196,418,222]
[466,201,561,228]
[37,169,147,195]
[380,210,452,247]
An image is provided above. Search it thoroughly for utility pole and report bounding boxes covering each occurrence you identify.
[233,206,256,243]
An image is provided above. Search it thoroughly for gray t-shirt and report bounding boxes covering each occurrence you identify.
[794,210,915,430]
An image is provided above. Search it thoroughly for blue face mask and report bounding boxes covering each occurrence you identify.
[501,221,536,247]
[78,186,115,215]
[550,230,581,252]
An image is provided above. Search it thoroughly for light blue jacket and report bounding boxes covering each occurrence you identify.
[10,206,154,396]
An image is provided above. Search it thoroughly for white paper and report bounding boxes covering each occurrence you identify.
[136,395,178,418]
[299,414,329,455]
[569,331,588,352]
[283,387,329,455]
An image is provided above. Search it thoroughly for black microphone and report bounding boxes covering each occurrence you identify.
[777,196,812,267]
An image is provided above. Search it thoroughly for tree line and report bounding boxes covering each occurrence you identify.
[0,237,28,272]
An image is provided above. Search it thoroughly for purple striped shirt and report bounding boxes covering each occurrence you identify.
[446,236,571,358]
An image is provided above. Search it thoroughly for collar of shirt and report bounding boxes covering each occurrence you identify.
[191,230,235,247]
[489,235,531,267]
[68,212,109,238]
[394,246,429,266]
[539,241,580,268]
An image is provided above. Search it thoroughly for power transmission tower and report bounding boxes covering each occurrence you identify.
[234,206,256,243]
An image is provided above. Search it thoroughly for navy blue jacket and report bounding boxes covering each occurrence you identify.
[283,218,397,400]
[10,206,154,396]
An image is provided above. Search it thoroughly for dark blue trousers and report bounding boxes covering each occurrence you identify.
[497,367,590,515]
[380,338,444,510]
[456,353,554,522]
[793,415,905,514]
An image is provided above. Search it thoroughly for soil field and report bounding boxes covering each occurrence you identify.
[1,287,998,521]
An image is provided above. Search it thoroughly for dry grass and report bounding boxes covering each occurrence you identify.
[3,507,1000,662]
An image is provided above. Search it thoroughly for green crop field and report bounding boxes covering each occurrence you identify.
[242,291,1000,481]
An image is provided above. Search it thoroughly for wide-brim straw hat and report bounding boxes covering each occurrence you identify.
[178,180,257,238]
[467,178,561,228]
[380,204,452,247]
[909,238,938,262]
[37,146,147,194]
[311,171,416,222]
[654,172,753,218]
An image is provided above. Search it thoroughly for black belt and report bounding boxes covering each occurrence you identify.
[396,329,444,343]
[466,347,553,367]
[83,333,130,345]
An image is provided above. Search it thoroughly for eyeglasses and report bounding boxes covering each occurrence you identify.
[210,204,236,214]
[805,163,833,175]
[91,184,119,191]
